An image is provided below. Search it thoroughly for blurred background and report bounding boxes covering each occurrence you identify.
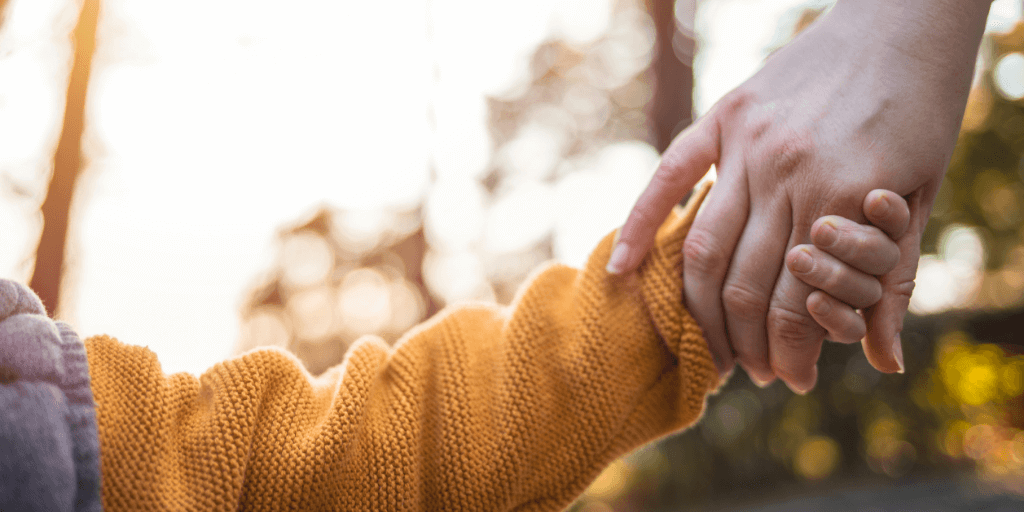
[1,0,1023,509]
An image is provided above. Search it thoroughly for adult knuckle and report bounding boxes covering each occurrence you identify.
[848,230,871,261]
[683,230,727,276]
[889,279,916,300]
[719,89,755,116]
[762,129,813,174]
[649,164,689,192]
[767,305,822,351]
[819,261,845,291]
[722,280,769,321]
[625,201,660,232]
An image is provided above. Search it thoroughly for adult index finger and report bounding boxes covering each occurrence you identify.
[608,116,721,275]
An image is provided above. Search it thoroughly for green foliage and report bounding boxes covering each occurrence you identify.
[931,24,1024,270]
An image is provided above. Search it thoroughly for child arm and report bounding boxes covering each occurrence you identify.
[85,184,718,512]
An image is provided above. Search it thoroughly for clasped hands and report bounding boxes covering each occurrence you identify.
[605,0,986,393]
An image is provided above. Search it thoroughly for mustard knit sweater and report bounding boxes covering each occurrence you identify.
[84,184,719,511]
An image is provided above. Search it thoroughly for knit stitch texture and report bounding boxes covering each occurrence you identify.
[85,183,719,511]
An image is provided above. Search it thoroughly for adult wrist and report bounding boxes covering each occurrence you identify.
[821,0,991,110]
[828,0,992,64]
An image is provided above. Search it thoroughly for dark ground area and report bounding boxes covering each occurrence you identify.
[701,474,1024,512]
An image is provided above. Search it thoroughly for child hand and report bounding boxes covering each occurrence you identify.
[785,190,910,345]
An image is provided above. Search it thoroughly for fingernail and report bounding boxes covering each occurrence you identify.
[870,193,891,219]
[711,353,732,378]
[750,373,775,388]
[892,334,905,373]
[816,220,838,247]
[606,243,630,274]
[790,381,812,395]
[791,247,813,274]
[789,367,818,395]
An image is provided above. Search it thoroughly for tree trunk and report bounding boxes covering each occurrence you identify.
[30,0,101,316]
[648,0,695,153]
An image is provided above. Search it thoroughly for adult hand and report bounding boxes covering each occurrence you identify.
[607,0,992,392]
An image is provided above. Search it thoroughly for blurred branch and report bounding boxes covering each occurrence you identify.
[648,0,694,152]
[29,0,100,316]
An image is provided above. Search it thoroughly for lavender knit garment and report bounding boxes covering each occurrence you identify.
[0,280,102,512]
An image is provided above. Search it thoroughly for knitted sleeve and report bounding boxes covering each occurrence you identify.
[85,183,719,512]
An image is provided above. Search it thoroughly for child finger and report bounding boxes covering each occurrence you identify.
[806,290,866,344]
[864,190,910,240]
[810,216,900,276]
[786,245,882,309]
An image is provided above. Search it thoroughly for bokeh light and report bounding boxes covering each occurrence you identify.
[287,285,335,341]
[794,435,841,481]
[423,250,494,305]
[241,307,290,350]
[584,460,635,502]
[424,179,487,251]
[910,225,985,314]
[483,180,556,254]
[994,52,1024,100]
[336,269,392,336]
[553,141,660,267]
[921,331,1024,495]
[280,232,334,288]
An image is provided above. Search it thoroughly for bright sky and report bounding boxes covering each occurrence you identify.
[1,0,1020,376]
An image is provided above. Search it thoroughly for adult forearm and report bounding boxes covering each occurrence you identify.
[803,0,994,170]
[830,0,992,80]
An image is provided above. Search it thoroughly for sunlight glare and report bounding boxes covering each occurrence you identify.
[387,278,425,334]
[694,0,834,114]
[337,269,391,336]
[431,0,550,96]
[334,210,387,255]
[987,0,1024,33]
[423,250,494,305]
[424,179,486,250]
[242,308,291,349]
[553,141,659,268]
[3,0,75,40]
[910,226,984,315]
[0,54,64,171]
[484,180,556,254]
[0,203,37,281]
[288,285,335,341]
[280,232,334,288]
[498,121,568,180]
[73,0,434,375]
[553,0,613,45]
[909,256,958,314]
[584,11,655,91]
[941,225,985,276]
[432,88,492,181]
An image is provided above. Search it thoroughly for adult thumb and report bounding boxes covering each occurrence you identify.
[608,116,720,274]
[861,191,928,374]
